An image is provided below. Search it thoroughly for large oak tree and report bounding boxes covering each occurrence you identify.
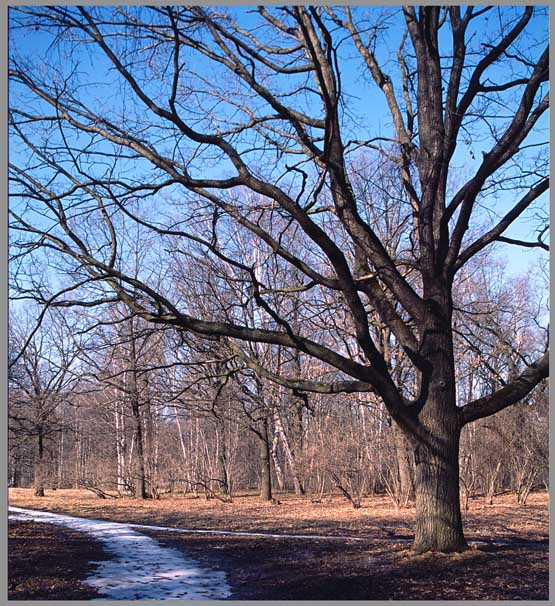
[9,6,548,552]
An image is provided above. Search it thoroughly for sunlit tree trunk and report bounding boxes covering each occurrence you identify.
[274,409,304,495]
[392,422,415,506]
[130,396,147,499]
[270,432,285,491]
[114,396,126,495]
[253,418,272,501]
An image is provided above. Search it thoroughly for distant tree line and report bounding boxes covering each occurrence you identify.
[9,274,548,508]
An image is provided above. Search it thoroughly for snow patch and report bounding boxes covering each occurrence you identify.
[10,505,368,541]
[9,506,230,600]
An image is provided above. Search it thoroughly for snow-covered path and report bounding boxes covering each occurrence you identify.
[9,506,230,600]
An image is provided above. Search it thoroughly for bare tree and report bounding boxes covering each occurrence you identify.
[9,6,548,552]
[9,311,82,496]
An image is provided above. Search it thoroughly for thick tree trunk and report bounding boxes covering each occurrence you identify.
[411,290,467,553]
[410,376,467,552]
[413,425,467,553]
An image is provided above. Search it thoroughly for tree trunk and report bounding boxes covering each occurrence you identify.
[173,405,188,466]
[270,432,285,490]
[9,458,21,488]
[128,316,148,499]
[410,364,467,552]
[217,450,230,496]
[57,429,64,488]
[74,425,81,489]
[215,422,231,498]
[413,426,467,553]
[34,431,45,497]
[289,353,306,495]
[274,410,304,495]
[392,421,415,506]
[485,460,503,505]
[115,398,126,495]
[291,400,305,496]
[258,419,272,501]
[131,399,148,499]
[411,295,467,553]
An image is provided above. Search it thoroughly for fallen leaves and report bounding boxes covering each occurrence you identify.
[7,489,549,600]
[8,520,109,600]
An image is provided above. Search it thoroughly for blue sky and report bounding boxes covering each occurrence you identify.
[9,5,549,286]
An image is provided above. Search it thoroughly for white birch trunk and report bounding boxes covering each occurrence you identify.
[273,409,303,494]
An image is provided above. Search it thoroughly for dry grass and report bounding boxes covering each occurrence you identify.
[8,488,548,542]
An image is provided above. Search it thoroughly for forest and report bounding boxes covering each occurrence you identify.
[8,276,549,509]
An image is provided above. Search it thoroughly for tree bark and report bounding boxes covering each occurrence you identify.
[411,378,468,552]
[274,410,304,495]
[270,432,285,490]
[34,430,45,497]
[57,429,64,488]
[131,398,148,499]
[413,423,467,552]
[411,291,467,553]
[258,418,272,501]
[128,321,148,500]
[215,422,231,498]
[392,421,415,506]
[217,450,230,496]
[9,459,21,488]
[290,399,306,495]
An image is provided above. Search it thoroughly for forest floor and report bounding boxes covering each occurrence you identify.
[8,520,108,600]
[8,489,549,601]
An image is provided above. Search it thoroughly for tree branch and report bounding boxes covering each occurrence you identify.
[461,353,548,424]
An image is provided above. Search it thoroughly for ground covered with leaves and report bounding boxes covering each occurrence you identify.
[143,530,547,601]
[8,489,549,600]
[8,520,109,600]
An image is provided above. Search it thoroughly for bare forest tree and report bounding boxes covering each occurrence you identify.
[9,312,83,495]
[8,6,548,552]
